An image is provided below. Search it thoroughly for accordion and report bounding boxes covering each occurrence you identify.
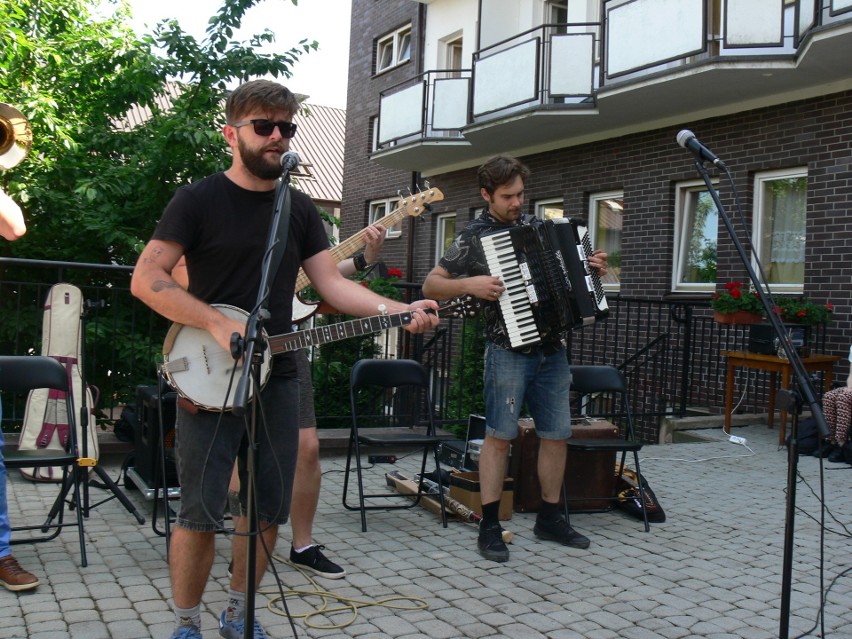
[480,218,609,349]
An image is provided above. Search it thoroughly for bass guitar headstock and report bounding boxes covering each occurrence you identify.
[395,182,444,218]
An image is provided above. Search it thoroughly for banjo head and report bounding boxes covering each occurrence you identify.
[162,304,271,411]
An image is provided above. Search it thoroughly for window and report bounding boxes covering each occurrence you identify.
[673,181,719,292]
[588,192,623,289]
[753,168,808,292]
[435,213,456,263]
[547,1,569,29]
[369,116,378,152]
[369,198,402,238]
[376,24,412,74]
[440,34,464,78]
[535,197,564,220]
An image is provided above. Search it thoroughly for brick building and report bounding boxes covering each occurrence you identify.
[339,0,852,429]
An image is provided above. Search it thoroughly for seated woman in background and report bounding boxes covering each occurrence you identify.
[821,345,852,463]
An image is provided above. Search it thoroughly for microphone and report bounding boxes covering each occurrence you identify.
[280,151,300,172]
[676,130,726,169]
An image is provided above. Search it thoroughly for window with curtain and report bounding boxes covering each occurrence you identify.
[753,169,808,292]
[588,191,623,290]
[673,181,719,292]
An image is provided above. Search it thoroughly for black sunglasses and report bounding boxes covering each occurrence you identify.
[231,118,298,139]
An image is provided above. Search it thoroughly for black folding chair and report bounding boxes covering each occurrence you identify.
[564,365,650,531]
[0,356,88,565]
[342,359,448,532]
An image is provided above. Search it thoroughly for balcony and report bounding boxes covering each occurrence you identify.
[372,0,852,175]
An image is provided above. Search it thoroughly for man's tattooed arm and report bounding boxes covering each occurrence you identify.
[152,280,181,293]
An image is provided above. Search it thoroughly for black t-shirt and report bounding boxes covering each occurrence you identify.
[439,208,563,354]
[152,172,329,340]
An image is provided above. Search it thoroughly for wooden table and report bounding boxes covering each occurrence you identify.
[722,351,839,445]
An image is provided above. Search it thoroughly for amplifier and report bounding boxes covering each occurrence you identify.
[438,440,467,470]
[748,323,806,355]
[131,384,179,490]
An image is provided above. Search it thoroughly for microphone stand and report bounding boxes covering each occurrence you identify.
[230,157,295,639]
[689,156,830,639]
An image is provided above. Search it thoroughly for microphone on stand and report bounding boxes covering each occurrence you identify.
[676,130,726,169]
[280,150,300,172]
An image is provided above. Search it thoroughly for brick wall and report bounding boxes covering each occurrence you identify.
[342,0,424,283]
[344,0,852,378]
[415,91,852,361]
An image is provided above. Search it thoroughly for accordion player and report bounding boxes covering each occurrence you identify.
[479,217,609,349]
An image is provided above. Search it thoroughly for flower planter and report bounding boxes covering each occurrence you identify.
[713,310,763,325]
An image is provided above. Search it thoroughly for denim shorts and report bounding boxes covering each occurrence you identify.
[174,374,299,532]
[483,342,573,441]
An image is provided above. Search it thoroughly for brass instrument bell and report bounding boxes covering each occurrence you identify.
[0,102,32,170]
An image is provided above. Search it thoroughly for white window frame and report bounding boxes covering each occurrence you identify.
[369,198,402,239]
[376,24,412,75]
[535,197,564,220]
[435,212,457,263]
[588,190,623,292]
[672,179,719,293]
[752,167,808,294]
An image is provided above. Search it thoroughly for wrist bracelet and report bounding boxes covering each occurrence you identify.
[353,253,367,271]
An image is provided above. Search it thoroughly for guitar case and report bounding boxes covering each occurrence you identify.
[509,418,618,513]
[17,283,99,481]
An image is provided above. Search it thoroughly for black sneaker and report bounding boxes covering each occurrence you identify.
[534,515,591,549]
[477,521,509,562]
[289,545,346,579]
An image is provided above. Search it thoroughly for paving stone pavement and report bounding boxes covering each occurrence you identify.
[2,422,851,639]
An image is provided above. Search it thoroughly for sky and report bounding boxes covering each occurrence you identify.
[125,0,352,109]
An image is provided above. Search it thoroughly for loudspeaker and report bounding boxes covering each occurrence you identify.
[132,384,178,489]
[748,323,807,355]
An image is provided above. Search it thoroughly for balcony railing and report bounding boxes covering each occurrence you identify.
[373,0,851,167]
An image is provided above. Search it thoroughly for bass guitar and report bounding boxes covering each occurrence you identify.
[291,184,443,323]
[161,295,477,411]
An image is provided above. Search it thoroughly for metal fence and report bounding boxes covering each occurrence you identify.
[0,258,830,443]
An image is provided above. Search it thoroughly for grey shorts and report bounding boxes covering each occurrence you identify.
[173,374,299,532]
[297,349,315,429]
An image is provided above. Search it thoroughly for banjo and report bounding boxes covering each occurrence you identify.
[161,296,477,411]
[291,185,443,323]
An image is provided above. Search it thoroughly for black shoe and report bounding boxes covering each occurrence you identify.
[811,443,834,458]
[289,545,346,579]
[477,521,509,562]
[534,515,591,549]
[827,447,845,463]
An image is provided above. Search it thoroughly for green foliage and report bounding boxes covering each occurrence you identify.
[0,0,318,407]
[445,320,486,437]
[771,296,833,326]
[710,281,764,315]
[311,315,382,428]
